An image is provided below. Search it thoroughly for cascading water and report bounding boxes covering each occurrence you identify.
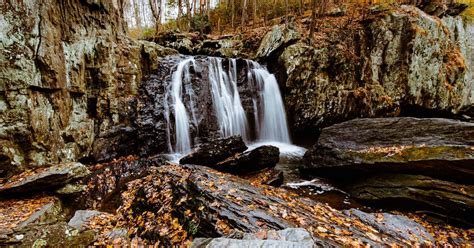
[208,57,249,141]
[165,58,195,154]
[249,64,291,143]
[164,55,305,159]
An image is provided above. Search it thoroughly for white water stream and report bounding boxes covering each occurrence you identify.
[164,56,305,160]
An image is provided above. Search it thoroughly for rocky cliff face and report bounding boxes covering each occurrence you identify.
[268,6,473,136]
[0,0,175,176]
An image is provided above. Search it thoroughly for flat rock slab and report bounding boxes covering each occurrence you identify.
[343,209,435,245]
[304,117,474,183]
[191,228,315,248]
[68,210,104,230]
[180,135,248,166]
[0,163,90,195]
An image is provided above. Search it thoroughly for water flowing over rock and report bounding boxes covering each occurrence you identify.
[147,55,293,156]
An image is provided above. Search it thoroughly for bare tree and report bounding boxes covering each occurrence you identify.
[241,0,248,31]
[133,0,142,28]
[149,0,162,33]
[253,0,257,26]
[309,0,317,45]
[231,0,235,30]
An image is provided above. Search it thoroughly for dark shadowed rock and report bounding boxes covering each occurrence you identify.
[264,170,284,187]
[180,136,248,166]
[304,117,474,183]
[212,145,280,174]
[348,174,474,224]
[70,156,166,211]
[0,163,90,195]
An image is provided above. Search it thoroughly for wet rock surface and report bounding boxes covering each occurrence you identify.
[114,164,471,246]
[180,135,248,166]
[348,174,474,225]
[304,117,474,183]
[70,155,166,210]
[0,163,90,195]
[213,145,280,174]
[343,209,435,245]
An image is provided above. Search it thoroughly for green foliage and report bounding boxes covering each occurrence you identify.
[191,14,211,34]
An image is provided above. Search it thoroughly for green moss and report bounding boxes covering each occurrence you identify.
[346,145,474,164]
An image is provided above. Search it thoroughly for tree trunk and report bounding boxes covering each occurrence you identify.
[241,0,248,31]
[133,0,141,28]
[177,0,183,29]
[231,0,235,30]
[253,0,257,27]
[309,0,317,45]
[149,0,162,34]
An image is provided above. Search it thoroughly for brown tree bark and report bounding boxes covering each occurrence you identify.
[241,0,248,31]
[309,0,317,45]
[149,0,162,34]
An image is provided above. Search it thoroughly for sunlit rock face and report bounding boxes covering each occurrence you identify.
[0,0,176,176]
[270,6,473,136]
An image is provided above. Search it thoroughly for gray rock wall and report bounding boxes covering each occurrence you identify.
[0,0,175,176]
[274,6,474,134]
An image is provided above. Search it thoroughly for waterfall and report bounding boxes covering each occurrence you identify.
[164,55,296,156]
[250,65,291,143]
[208,57,249,141]
[165,58,195,154]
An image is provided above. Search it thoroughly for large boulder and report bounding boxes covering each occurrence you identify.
[212,145,280,174]
[347,174,474,224]
[0,162,90,195]
[303,117,474,183]
[113,164,471,246]
[275,6,473,134]
[180,136,248,166]
[70,156,166,210]
[255,25,300,59]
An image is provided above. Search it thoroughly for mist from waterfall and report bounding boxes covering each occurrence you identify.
[164,56,297,157]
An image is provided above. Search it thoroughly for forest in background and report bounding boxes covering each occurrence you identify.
[122,0,474,39]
